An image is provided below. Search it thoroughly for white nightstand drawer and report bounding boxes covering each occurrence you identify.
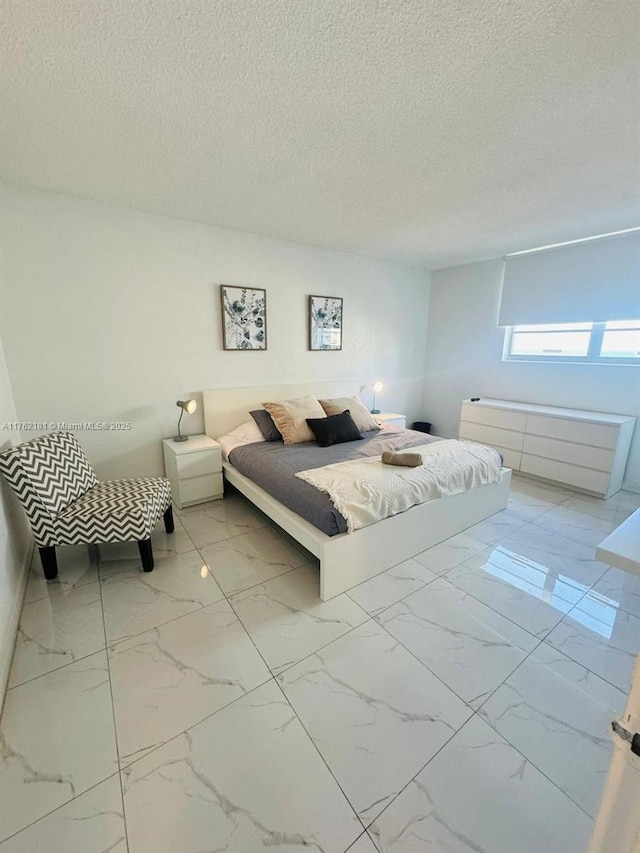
[180,474,224,505]
[176,448,221,478]
[163,435,223,509]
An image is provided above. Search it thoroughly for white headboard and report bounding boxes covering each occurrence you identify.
[203,380,363,438]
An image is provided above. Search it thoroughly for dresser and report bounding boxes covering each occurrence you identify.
[162,435,223,509]
[458,398,635,498]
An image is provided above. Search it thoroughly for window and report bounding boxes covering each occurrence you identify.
[504,320,640,364]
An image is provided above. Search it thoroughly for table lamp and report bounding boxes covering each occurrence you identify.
[371,381,383,414]
[174,399,197,442]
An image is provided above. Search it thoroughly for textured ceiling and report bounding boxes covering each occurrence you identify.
[1,0,638,268]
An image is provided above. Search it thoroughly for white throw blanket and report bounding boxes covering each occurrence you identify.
[295,440,502,532]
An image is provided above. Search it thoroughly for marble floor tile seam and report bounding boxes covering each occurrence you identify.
[443,555,598,643]
[538,636,635,696]
[344,571,440,620]
[353,709,481,832]
[103,593,216,649]
[98,572,132,853]
[591,573,640,620]
[370,600,547,722]
[8,571,109,691]
[269,675,369,838]
[99,545,232,648]
[22,573,100,606]
[112,674,279,777]
[115,668,276,771]
[359,701,595,839]
[226,590,377,681]
[529,514,615,552]
[505,515,611,557]
[535,485,640,519]
[463,584,609,716]
[98,542,201,564]
[101,555,309,652]
[599,596,640,621]
[107,598,215,651]
[195,521,307,557]
[469,637,622,822]
[6,642,111,693]
[107,582,281,775]
[0,771,125,851]
[470,701,600,823]
[378,576,563,722]
[509,476,579,501]
[210,559,312,601]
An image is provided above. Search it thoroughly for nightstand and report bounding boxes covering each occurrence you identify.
[374,413,407,429]
[162,435,223,509]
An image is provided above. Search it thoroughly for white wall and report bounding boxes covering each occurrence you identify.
[0,186,430,479]
[0,332,32,707]
[424,258,640,491]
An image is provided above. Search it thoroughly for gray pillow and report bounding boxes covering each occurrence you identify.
[249,409,283,442]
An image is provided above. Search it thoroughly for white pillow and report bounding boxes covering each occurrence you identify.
[217,420,265,460]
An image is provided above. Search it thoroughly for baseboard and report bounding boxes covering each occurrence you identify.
[0,539,34,715]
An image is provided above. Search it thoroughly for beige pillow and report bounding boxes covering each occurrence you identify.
[262,395,326,444]
[319,396,381,432]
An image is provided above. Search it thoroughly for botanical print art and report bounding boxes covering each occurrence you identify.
[220,285,267,350]
[309,295,343,350]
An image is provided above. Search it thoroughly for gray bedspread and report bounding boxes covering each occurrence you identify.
[228,428,442,536]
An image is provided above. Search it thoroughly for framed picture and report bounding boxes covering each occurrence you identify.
[220,285,267,350]
[309,295,343,351]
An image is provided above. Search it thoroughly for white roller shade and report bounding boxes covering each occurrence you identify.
[498,232,640,326]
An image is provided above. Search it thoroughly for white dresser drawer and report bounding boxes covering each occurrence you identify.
[459,421,524,452]
[525,414,619,450]
[497,447,522,470]
[179,474,224,505]
[461,403,527,432]
[460,439,520,471]
[520,454,610,495]
[176,448,221,478]
[523,434,615,473]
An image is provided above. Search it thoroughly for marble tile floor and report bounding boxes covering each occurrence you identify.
[1,477,640,852]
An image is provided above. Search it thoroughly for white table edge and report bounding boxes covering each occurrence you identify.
[596,507,640,577]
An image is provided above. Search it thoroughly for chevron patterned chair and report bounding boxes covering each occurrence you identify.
[0,431,174,579]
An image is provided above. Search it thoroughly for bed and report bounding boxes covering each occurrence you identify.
[203,381,511,600]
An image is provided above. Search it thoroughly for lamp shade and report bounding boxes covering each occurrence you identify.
[372,381,384,394]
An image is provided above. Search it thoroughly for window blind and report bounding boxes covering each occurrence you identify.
[498,232,640,326]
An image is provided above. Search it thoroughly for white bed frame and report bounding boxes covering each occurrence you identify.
[203,381,511,601]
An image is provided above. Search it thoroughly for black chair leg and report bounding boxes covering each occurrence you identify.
[138,538,154,572]
[163,504,175,534]
[39,546,58,580]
